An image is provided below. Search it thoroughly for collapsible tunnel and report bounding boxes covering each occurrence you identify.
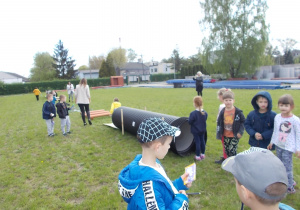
[112,106,194,156]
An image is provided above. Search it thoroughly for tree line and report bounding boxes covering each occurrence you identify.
[30,0,300,81]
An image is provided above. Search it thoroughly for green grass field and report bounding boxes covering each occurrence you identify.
[0,87,299,209]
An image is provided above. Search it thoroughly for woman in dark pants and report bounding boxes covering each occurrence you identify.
[193,71,204,96]
[75,78,92,126]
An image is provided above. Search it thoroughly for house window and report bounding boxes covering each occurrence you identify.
[166,68,168,72]
[154,68,157,72]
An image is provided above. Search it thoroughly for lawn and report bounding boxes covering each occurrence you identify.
[0,87,299,209]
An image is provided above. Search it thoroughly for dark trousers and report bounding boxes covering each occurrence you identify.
[193,132,206,156]
[78,104,90,123]
[224,136,239,157]
[197,91,202,96]
[36,95,39,101]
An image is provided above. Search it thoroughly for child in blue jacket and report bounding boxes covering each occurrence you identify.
[42,93,56,137]
[244,91,276,149]
[118,118,192,209]
[188,96,208,161]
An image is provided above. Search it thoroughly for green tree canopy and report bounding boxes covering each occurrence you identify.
[78,65,89,70]
[30,52,56,82]
[200,0,268,78]
[127,48,137,62]
[53,40,76,79]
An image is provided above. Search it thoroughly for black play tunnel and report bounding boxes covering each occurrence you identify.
[112,106,194,156]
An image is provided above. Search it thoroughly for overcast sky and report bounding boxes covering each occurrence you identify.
[0,0,299,77]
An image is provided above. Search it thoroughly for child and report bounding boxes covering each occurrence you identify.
[118,118,192,209]
[267,94,300,194]
[216,90,245,158]
[245,91,276,149]
[56,95,71,136]
[33,87,41,101]
[110,97,121,114]
[42,93,56,137]
[51,90,57,105]
[215,88,230,164]
[188,96,208,161]
[222,147,295,210]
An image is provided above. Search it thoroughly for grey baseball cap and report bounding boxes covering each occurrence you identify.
[137,118,181,143]
[222,147,288,200]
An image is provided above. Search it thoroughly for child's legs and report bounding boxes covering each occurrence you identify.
[199,132,206,154]
[66,116,71,132]
[36,95,39,101]
[224,136,239,157]
[51,120,54,134]
[45,119,52,135]
[221,136,228,159]
[278,147,294,188]
[193,134,201,156]
[60,118,66,133]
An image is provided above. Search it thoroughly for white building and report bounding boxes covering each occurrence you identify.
[76,69,99,79]
[0,71,28,83]
[146,62,174,74]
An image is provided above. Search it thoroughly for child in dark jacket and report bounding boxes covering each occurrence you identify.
[56,95,71,136]
[42,93,56,137]
[188,96,208,161]
[216,90,245,158]
[244,91,276,149]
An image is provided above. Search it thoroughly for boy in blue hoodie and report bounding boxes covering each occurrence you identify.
[244,91,276,149]
[42,93,56,137]
[118,118,192,209]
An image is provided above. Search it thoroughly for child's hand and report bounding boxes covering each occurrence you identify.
[179,190,188,197]
[295,151,300,158]
[237,133,242,139]
[50,113,54,117]
[181,172,192,188]
[255,132,262,140]
[267,143,273,150]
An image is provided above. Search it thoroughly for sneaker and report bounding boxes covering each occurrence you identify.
[287,187,296,194]
[88,119,92,125]
[67,131,71,134]
[48,133,55,137]
[84,122,87,126]
[63,133,67,136]
[194,156,202,161]
[200,154,206,160]
[215,157,225,164]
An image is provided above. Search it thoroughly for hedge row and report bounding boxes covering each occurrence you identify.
[0,78,111,95]
[150,73,182,82]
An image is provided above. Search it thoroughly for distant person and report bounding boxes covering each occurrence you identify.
[188,96,208,161]
[118,118,192,209]
[56,95,71,136]
[75,78,92,126]
[215,88,230,164]
[66,81,74,102]
[51,90,57,105]
[222,147,295,210]
[245,91,276,149]
[216,90,245,159]
[193,71,203,96]
[268,94,300,194]
[110,97,121,114]
[33,87,41,101]
[42,93,56,137]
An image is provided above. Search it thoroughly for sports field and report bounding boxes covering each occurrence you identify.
[0,87,299,209]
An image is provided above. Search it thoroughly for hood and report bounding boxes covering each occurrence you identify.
[118,155,163,203]
[251,91,272,112]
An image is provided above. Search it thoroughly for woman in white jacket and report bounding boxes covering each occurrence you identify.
[75,78,92,126]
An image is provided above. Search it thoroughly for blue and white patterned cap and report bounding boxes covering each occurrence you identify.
[137,118,181,143]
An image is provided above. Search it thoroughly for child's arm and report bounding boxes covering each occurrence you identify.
[237,112,246,138]
[110,103,115,114]
[42,103,52,116]
[244,112,257,137]
[261,112,276,141]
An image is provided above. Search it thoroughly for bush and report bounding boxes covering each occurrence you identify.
[0,78,111,95]
[150,73,182,82]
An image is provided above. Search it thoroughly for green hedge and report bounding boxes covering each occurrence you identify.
[150,73,182,82]
[0,78,111,95]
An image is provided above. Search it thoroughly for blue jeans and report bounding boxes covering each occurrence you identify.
[276,146,294,188]
[193,132,206,156]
